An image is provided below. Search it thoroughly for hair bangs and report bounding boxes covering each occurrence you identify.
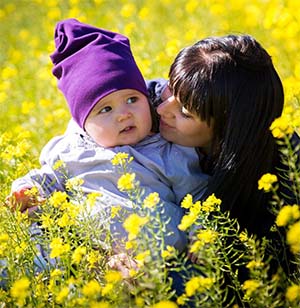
[169,61,210,122]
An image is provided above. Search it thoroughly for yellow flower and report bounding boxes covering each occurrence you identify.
[287,221,300,254]
[123,213,148,240]
[178,211,198,231]
[2,66,17,79]
[71,246,87,264]
[176,294,188,306]
[47,7,61,20]
[138,7,149,20]
[111,152,133,166]
[129,269,137,277]
[65,177,84,191]
[82,280,101,297]
[135,250,150,266]
[242,279,260,297]
[50,237,70,258]
[10,277,30,305]
[120,3,136,18]
[143,192,160,208]
[197,229,218,244]
[125,240,137,250]
[15,241,27,255]
[86,192,102,208]
[185,0,198,14]
[104,270,122,283]
[41,214,54,229]
[56,286,69,304]
[15,140,30,157]
[117,173,136,191]
[189,240,203,253]
[258,173,278,192]
[0,233,9,242]
[87,250,101,269]
[49,191,69,208]
[21,101,35,115]
[152,300,178,308]
[165,39,181,57]
[124,22,136,36]
[111,205,122,218]
[202,194,222,212]
[286,284,300,302]
[90,302,111,308]
[276,205,300,227]
[24,186,39,197]
[135,296,144,307]
[57,212,74,227]
[185,277,214,297]
[246,260,264,269]
[50,268,63,278]
[270,116,294,138]
[101,283,114,296]
[239,231,248,242]
[181,194,194,209]
[161,245,176,259]
[190,201,201,215]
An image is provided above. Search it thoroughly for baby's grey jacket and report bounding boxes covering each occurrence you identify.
[12,120,209,253]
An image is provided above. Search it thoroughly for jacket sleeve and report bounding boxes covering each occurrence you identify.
[11,136,67,196]
[164,144,210,205]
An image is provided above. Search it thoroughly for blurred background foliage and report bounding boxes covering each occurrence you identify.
[0,0,300,185]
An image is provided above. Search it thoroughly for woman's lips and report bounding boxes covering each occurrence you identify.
[160,119,174,129]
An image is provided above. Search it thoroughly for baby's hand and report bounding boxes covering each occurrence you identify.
[6,187,45,212]
[108,253,138,279]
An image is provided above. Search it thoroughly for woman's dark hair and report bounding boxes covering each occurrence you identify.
[169,35,284,236]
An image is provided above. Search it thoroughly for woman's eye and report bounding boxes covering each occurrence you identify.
[181,112,192,119]
[127,97,137,104]
[99,106,112,113]
[180,107,192,119]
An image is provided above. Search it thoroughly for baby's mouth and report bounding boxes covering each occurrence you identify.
[120,126,135,133]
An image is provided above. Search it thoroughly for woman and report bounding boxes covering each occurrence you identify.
[153,34,300,304]
[156,34,288,238]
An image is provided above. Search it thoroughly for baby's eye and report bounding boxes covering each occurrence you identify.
[99,106,112,113]
[127,97,138,104]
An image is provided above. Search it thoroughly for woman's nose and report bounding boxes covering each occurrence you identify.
[157,96,176,118]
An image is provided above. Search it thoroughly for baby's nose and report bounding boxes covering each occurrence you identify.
[117,109,132,121]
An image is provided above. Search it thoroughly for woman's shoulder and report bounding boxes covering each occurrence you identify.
[146,78,168,108]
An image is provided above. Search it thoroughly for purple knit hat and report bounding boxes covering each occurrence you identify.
[50,19,148,129]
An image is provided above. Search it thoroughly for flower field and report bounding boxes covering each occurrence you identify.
[0,0,300,307]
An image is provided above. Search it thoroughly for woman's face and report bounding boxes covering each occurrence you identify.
[157,85,213,151]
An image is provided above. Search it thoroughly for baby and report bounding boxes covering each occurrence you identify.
[8,19,209,252]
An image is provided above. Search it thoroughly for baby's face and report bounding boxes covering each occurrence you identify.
[84,89,152,147]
